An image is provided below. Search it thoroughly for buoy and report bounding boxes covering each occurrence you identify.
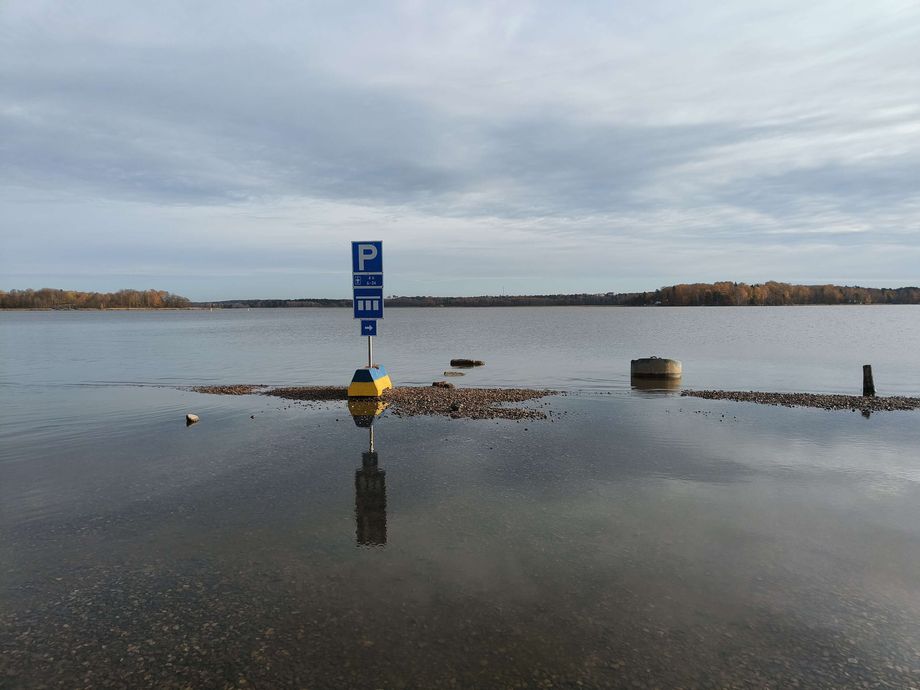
[347,365,393,398]
[630,357,682,379]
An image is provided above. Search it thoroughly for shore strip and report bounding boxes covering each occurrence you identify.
[681,390,920,412]
[190,385,557,419]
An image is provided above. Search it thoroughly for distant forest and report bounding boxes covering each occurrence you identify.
[5,282,919,310]
[1,288,191,309]
[199,282,920,308]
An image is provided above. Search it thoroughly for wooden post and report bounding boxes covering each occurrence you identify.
[862,364,875,397]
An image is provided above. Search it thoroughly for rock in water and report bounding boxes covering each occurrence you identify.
[443,371,465,377]
[186,413,200,425]
[432,381,455,389]
[450,359,485,367]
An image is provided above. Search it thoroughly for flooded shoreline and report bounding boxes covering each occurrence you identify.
[5,309,920,688]
[4,391,920,689]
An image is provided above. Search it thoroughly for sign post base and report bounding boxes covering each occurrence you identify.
[347,365,393,398]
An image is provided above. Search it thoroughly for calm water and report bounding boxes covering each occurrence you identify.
[2,307,920,688]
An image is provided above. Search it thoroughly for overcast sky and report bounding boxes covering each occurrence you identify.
[1,1,918,299]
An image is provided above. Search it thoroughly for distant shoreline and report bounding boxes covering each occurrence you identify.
[0,307,197,312]
[5,282,920,309]
[4,303,920,312]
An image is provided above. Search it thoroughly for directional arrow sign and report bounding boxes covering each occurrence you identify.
[360,319,377,336]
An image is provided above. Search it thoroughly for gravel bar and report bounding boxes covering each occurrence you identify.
[265,386,349,400]
[190,385,557,419]
[382,386,556,419]
[682,390,920,412]
[189,384,268,395]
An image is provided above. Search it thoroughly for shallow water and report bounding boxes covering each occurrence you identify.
[2,307,919,688]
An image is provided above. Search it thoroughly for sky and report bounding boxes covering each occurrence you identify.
[1,1,918,300]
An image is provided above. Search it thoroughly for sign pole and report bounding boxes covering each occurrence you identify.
[368,335,373,368]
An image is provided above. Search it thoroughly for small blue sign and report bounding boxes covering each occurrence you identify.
[353,287,384,319]
[360,319,377,336]
[352,241,383,274]
[353,273,383,287]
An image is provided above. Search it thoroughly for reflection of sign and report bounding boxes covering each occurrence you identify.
[356,451,386,546]
[352,396,387,546]
[348,398,388,427]
[353,288,383,319]
[360,319,377,336]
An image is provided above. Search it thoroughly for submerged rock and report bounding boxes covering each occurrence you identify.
[432,381,454,389]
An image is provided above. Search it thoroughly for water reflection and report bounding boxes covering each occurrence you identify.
[630,375,682,393]
[349,399,388,546]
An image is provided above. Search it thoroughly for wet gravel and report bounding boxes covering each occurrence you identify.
[681,390,920,411]
[4,557,918,689]
[382,386,557,420]
[189,384,268,395]
[189,385,557,420]
[264,386,349,401]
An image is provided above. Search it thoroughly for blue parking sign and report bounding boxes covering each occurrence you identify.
[360,320,377,336]
[353,287,384,319]
[352,241,383,274]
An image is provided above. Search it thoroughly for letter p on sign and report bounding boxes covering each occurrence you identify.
[352,241,383,274]
[358,244,377,271]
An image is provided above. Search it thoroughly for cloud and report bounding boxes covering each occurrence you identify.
[1,0,919,298]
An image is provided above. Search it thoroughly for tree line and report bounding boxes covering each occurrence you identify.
[379,283,920,307]
[1,288,191,309]
[626,282,920,306]
[8,282,918,310]
[198,282,920,308]
[199,298,351,309]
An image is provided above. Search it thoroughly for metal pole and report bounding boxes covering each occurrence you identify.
[367,335,373,368]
